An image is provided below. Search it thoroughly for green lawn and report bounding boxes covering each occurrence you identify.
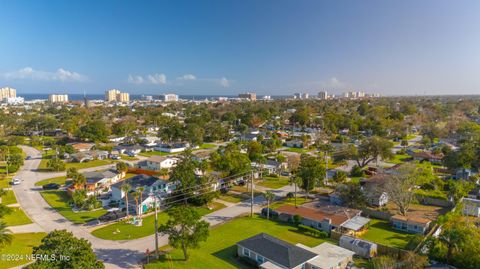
[284,147,308,154]
[1,207,32,226]
[145,216,332,269]
[359,219,416,249]
[34,176,68,187]
[270,197,309,210]
[199,143,216,149]
[256,176,290,189]
[0,176,11,189]
[387,153,412,164]
[120,155,139,161]
[65,159,114,170]
[139,151,173,157]
[1,190,17,205]
[92,203,226,240]
[218,193,245,204]
[0,233,47,269]
[40,191,107,224]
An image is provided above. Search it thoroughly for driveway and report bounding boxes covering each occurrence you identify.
[12,145,288,269]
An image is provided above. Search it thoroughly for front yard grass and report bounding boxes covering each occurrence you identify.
[65,159,114,170]
[359,219,416,249]
[218,193,245,204]
[255,176,290,189]
[145,215,332,269]
[2,207,32,226]
[0,233,47,269]
[92,203,226,240]
[34,176,68,187]
[1,190,17,205]
[40,190,107,224]
[387,153,412,164]
[270,197,310,210]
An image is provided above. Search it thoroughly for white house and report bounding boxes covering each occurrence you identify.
[138,156,178,171]
[462,198,480,217]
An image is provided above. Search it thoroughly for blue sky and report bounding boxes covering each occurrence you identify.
[0,0,479,96]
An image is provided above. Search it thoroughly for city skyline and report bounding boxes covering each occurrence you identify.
[1,0,480,96]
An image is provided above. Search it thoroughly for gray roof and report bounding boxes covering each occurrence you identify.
[341,215,371,231]
[111,174,162,189]
[237,233,317,268]
[83,170,118,184]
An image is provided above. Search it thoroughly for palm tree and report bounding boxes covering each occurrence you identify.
[121,183,132,218]
[263,190,275,220]
[132,191,140,217]
[0,222,12,249]
[289,174,301,207]
[136,186,145,216]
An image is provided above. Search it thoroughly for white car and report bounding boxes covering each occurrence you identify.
[12,178,21,185]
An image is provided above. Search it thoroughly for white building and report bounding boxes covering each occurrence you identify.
[294,92,309,99]
[159,93,179,102]
[139,156,178,171]
[4,97,24,105]
[0,87,16,101]
[238,92,257,101]
[48,94,69,103]
[105,89,130,102]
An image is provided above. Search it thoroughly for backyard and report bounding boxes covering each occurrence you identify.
[359,219,416,249]
[145,215,333,269]
[40,190,107,224]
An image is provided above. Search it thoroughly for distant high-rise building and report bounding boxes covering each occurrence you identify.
[318,91,329,100]
[105,89,130,102]
[0,87,16,100]
[159,93,179,102]
[238,92,257,101]
[294,92,309,99]
[117,92,130,102]
[48,94,69,103]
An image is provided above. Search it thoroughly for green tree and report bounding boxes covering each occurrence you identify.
[262,190,275,220]
[29,230,104,269]
[116,161,129,174]
[210,144,251,176]
[338,183,367,209]
[76,120,110,143]
[158,206,210,261]
[47,157,66,172]
[296,154,325,198]
[170,150,197,204]
[350,136,394,167]
[121,183,132,218]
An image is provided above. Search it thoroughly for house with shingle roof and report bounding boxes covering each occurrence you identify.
[237,233,354,269]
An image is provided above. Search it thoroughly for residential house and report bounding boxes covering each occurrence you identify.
[68,150,109,163]
[154,143,194,153]
[138,156,177,171]
[237,233,354,269]
[411,151,444,164]
[115,144,144,156]
[252,160,287,175]
[360,174,389,207]
[276,202,366,234]
[82,169,122,194]
[111,174,174,214]
[68,142,95,152]
[108,136,125,143]
[284,139,304,148]
[462,198,480,217]
[390,215,431,234]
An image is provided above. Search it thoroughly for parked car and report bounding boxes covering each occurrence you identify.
[25,156,31,160]
[42,183,60,190]
[11,178,21,185]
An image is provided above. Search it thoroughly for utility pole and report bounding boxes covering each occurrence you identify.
[250,171,254,217]
[150,191,160,260]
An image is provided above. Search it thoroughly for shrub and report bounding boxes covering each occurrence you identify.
[350,165,364,177]
[286,192,295,199]
[292,214,302,226]
[298,224,328,238]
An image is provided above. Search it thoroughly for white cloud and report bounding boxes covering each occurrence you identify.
[320,77,346,89]
[177,74,196,81]
[148,73,167,85]
[128,74,144,84]
[218,77,230,87]
[1,67,87,82]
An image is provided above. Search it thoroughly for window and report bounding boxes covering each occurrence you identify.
[317,222,322,228]
[257,255,264,263]
[243,248,250,257]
